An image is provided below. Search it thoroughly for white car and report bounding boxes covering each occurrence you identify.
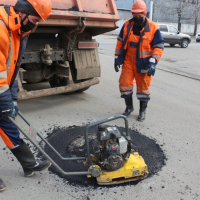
[196,33,200,42]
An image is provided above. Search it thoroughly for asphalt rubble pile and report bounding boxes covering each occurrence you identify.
[41,126,166,188]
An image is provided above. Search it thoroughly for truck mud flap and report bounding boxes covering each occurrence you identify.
[18,78,99,100]
[73,48,101,80]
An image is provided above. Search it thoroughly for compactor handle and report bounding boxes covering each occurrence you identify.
[7,112,91,176]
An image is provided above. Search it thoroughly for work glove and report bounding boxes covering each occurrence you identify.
[147,58,157,76]
[2,107,16,120]
[114,56,120,72]
[13,100,19,117]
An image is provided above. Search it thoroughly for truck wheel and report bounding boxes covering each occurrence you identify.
[49,60,79,88]
[181,39,189,48]
[49,61,90,92]
[49,76,68,88]
[169,44,175,47]
[76,87,90,93]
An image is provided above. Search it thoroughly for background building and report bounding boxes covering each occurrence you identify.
[112,0,200,35]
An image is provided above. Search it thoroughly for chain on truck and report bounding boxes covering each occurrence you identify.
[0,0,119,100]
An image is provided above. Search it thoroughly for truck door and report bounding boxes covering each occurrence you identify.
[159,25,170,43]
[169,26,180,43]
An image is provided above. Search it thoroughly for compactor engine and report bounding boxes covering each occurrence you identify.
[93,125,131,171]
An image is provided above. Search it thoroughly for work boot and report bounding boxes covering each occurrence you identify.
[10,143,51,177]
[0,178,6,192]
[122,96,134,116]
[138,101,148,121]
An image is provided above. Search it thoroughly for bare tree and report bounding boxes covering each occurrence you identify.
[158,0,193,32]
[193,0,200,35]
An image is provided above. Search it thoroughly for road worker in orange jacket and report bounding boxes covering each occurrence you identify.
[114,0,164,121]
[0,0,51,192]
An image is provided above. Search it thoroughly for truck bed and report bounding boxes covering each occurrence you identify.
[1,0,120,35]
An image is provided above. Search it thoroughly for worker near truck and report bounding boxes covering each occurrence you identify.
[0,0,52,192]
[114,0,164,121]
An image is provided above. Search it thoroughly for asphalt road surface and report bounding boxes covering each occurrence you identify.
[0,35,200,200]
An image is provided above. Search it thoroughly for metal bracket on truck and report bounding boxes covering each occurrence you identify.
[66,17,86,61]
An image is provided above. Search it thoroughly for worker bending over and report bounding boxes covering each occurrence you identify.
[0,0,52,192]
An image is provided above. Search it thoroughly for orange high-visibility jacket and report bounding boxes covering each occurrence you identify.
[0,6,28,112]
[115,18,164,73]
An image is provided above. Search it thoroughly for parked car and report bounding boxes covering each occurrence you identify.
[157,24,191,48]
[196,33,200,42]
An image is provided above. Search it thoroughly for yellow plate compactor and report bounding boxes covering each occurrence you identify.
[9,113,148,185]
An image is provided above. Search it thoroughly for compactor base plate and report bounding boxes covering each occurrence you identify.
[96,153,148,185]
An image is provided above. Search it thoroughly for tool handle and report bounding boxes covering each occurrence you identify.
[18,111,31,126]
[7,112,90,176]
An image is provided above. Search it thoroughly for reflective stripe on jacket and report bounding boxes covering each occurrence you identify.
[0,6,29,111]
[115,18,164,73]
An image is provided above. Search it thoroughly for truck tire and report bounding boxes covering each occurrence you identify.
[23,63,44,83]
[49,61,90,92]
[169,44,175,47]
[76,86,90,93]
[49,75,90,92]
[181,39,189,48]
[49,61,78,88]
[49,76,68,88]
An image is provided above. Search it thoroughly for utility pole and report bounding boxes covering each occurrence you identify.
[149,0,153,20]
[194,0,199,36]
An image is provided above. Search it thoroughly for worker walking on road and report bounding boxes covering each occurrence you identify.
[114,0,164,121]
[0,0,52,192]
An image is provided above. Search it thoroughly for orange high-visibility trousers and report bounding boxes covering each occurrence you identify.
[119,31,152,101]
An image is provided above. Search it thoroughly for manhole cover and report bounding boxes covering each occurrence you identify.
[42,126,166,187]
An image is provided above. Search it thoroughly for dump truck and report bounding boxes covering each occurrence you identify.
[0,0,119,100]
